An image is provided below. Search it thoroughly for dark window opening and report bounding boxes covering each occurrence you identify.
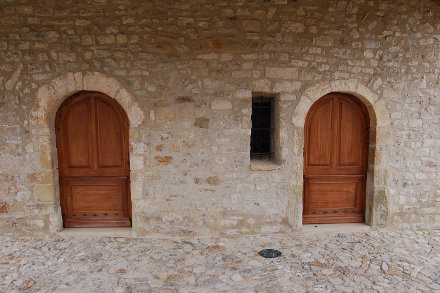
[251,96,274,160]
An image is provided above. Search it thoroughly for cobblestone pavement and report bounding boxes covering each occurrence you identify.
[1,230,439,292]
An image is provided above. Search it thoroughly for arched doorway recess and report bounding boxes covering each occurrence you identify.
[303,93,369,224]
[55,91,131,227]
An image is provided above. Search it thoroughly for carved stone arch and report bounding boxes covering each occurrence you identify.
[290,79,390,228]
[30,72,144,232]
[30,72,144,129]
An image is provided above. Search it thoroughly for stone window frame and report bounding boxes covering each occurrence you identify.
[250,92,282,171]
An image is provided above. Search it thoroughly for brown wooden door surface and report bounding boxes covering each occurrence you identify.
[303,93,369,224]
[56,91,131,227]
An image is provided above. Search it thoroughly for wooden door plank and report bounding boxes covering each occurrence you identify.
[56,91,132,228]
[303,93,369,224]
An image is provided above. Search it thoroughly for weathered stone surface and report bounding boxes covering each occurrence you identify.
[0,201,6,212]
[0,231,439,291]
[253,79,272,92]
[130,155,144,171]
[206,176,220,186]
[155,156,172,165]
[194,117,209,129]
[5,63,23,90]
[273,81,302,92]
[0,0,440,236]
[211,99,232,110]
[155,108,175,122]
[176,96,193,103]
[83,72,121,98]
[33,185,55,202]
[266,67,299,80]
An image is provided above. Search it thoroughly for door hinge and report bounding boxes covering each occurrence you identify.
[127,159,130,168]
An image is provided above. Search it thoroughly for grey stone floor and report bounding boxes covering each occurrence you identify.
[1,230,439,292]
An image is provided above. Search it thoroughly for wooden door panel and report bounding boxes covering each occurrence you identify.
[64,98,93,170]
[96,99,125,169]
[308,179,357,208]
[303,93,369,224]
[306,99,333,168]
[62,178,130,227]
[303,176,365,224]
[304,176,364,211]
[71,184,124,212]
[338,99,363,167]
[56,91,131,228]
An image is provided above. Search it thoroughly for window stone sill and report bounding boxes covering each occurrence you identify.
[250,160,281,171]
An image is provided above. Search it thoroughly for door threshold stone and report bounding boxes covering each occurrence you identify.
[58,227,133,238]
[301,223,371,234]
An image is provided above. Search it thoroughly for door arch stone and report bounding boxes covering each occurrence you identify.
[289,79,390,228]
[29,72,144,232]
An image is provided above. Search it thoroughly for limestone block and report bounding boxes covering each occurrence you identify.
[194,117,210,128]
[0,201,6,212]
[115,88,144,127]
[155,108,175,122]
[303,81,331,101]
[33,185,55,202]
[73,72,83,91]
[253,79,272,92]
[279,93,296,101]
[49,206,63,232]
[374,146,386,166]
[97,35,115,44]
[382,88,400,99]
[211,99,232,110]
[375,127,389,146]
[39,136,52,169]
[261,224,281,233]
[127,104,145,127]
[330,79,358,93]
[130,155,144,170]
[315,36,334,47]
[30,85,58,128]
[131,182,143,200]
[84,72,121,98]
[197,53,218,60]
[149,110,156,121]
[274,81,302,92]
[266,67,299,80]
[250,160,281,171]
[374,99,390,127]
[203,78,224,89]
[234,89,252,99]
[16,191,31,202]
[50,72,76,98]
[282,22,305,33]
[220,53,233,61]
[5,63,23,90]
[206,176,220,186]
[292,96,313,127]
[372,189,389,228]
[242,20,260,32]
[357,82,379,103]
[176,96,193,103]
[155,156,173,165]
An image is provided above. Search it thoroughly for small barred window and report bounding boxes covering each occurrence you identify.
[251,96,274,160]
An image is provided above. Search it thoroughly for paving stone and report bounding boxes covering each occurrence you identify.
[0,230,439,292]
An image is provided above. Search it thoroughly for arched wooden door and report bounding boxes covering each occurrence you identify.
[56,91,131,227]
[303,93,369,224]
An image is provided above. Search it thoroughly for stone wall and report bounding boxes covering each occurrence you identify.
[0,0,439,236]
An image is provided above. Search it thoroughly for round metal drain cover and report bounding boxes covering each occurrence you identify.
[259,249,282,258]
